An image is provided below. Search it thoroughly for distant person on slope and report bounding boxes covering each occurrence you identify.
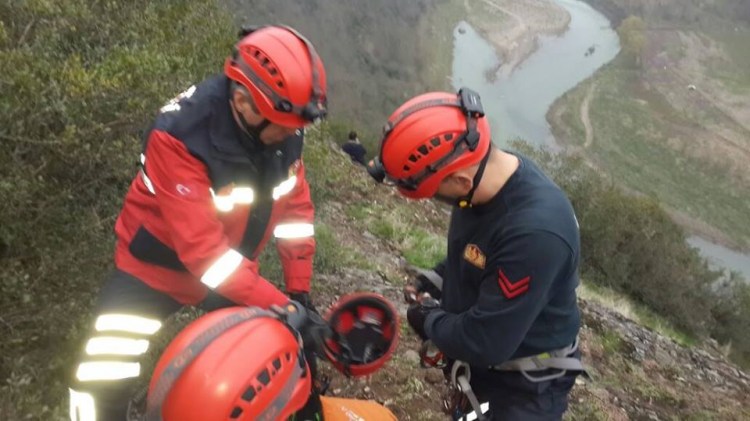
[341,130,367,165]
[69,25,327,421]
[367,88,585,420]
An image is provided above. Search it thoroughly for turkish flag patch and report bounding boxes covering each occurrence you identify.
[497,269,530,299]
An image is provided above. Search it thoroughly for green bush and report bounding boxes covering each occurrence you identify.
[0,1,234,418]
[511,141,750,367]
[710,276,750,367]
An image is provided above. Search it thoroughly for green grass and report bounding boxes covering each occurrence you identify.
[579,281,697,347]
[561,56,750,248]
[551,85,589,147]
[345,202,446,269]
[706,28,750,93]
[564,401,609,421]
[599,328,627,354]
[419,0,467,89]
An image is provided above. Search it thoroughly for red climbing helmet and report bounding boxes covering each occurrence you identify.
[224,25,328,128]
[322,293,400,377]
[146,306,311,421]
[367,88,491,199]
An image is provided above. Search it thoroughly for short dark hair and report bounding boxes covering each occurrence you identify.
[348,131,358,140]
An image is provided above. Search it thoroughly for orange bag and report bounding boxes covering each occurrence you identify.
[320,396,398,420]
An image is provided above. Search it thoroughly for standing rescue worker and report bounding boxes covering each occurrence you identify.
[69,25,326,421]
[367,88,584,420]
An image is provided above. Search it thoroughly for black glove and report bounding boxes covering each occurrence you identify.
[403,273,442,303]
[289,292,318,314]
[407,296,440,341]
[280,300,331,385]
[276,300,330,356]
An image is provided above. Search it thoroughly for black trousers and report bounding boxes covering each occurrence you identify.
[454,364,581,421]
[68,269,241,421]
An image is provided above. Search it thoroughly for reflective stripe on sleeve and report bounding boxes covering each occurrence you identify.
[273,223,314,239]
[201,249,244,288]
[272,175,297,200]
[140,154,156,195]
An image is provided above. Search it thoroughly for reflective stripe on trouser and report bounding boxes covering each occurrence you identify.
[70,270,183,421]
[273,222,314,239]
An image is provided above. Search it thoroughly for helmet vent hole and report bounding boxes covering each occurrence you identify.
[268,67,278,75]
[230,407,243,419]
[272,358,281,371]
[257,369,271,386]
[403,165,410,171]
[285,352,292,362]
[408,154,418,163]
[417,145,429,155]
[277,81,284,88]
[241,386,256,402]
[430,137,441,147]
[444,133,454,141]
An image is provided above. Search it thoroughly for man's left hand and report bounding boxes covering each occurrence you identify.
[407,295,440,340]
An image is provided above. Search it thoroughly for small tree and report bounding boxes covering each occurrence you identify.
[617,15,646,67]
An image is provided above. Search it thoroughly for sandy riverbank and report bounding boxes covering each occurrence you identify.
[465,0,571,77]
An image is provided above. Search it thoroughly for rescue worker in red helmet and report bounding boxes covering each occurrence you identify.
[69,25,327,421]
[368,88,585,420]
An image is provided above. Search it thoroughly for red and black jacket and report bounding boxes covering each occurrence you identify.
[114,74,315,308]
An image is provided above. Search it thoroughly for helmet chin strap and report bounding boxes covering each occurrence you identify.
[457,147,491,208]
[236,108,271,151]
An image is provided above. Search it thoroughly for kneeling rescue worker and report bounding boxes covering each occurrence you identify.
[368,88,586,420]
[69,25,327,421]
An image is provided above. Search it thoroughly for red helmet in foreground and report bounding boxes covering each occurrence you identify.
[146,306,310,421]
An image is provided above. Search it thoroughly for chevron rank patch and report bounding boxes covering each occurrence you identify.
[497,269,530,299]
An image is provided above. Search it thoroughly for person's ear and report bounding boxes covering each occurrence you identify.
[444,172,473,193]
[455,172,474,193]
[232,88,248,113]
[232,87,260,116]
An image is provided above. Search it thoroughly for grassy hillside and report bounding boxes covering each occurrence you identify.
[550,0,750,250]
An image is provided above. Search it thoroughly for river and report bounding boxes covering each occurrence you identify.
[450,0,750,281]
